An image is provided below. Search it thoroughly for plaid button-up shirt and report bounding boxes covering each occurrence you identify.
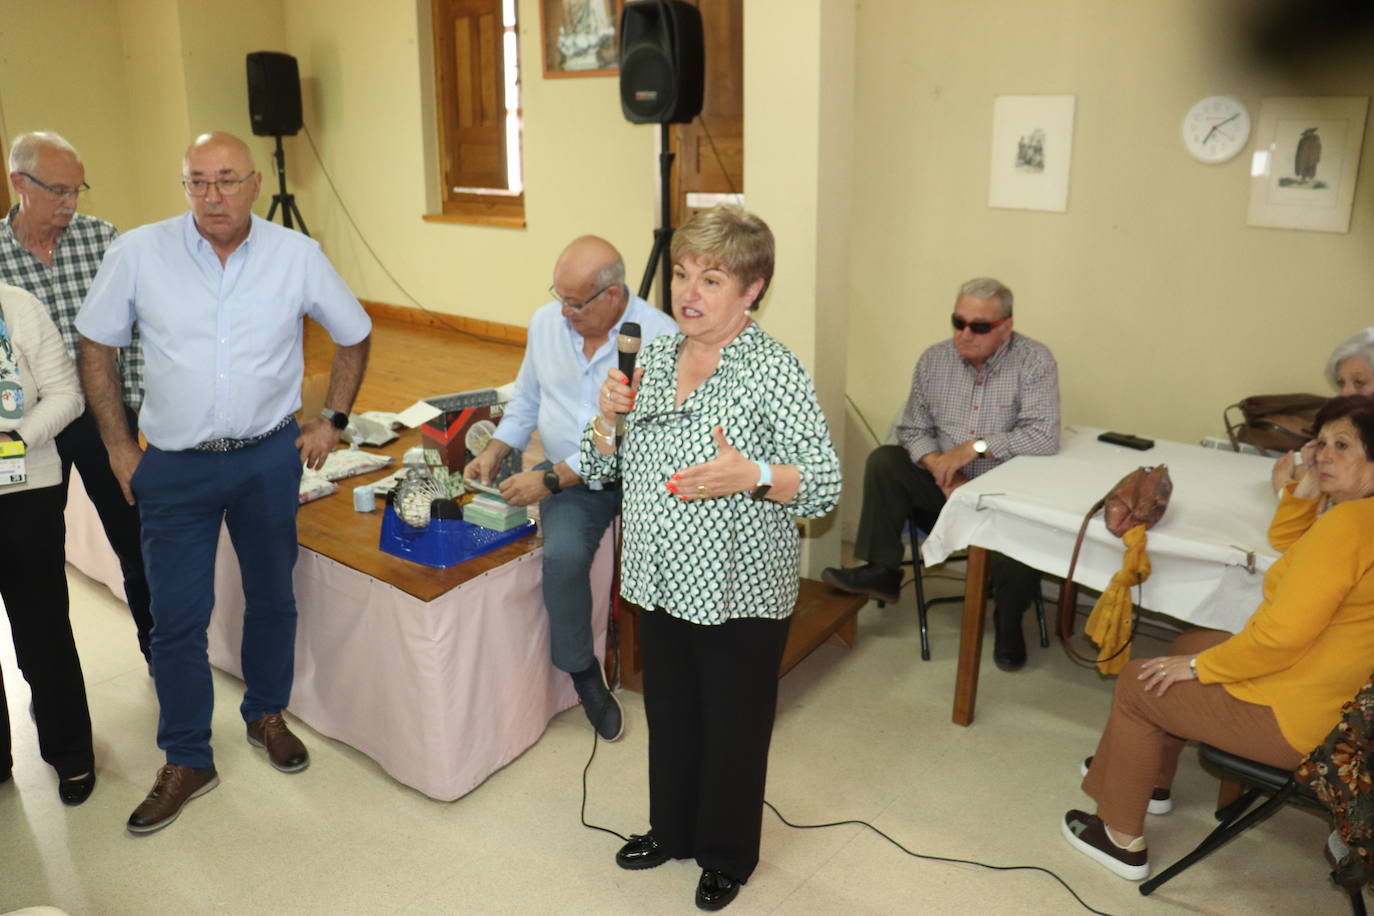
[0,205,142,409]
[897,332,1060,478]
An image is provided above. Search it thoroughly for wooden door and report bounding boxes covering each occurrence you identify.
[669,0,743,227]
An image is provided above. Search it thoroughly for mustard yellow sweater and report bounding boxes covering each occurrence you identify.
[1196,486,1374,751]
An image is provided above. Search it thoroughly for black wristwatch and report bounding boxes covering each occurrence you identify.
[321,407,349,431]
[543,468,562,494]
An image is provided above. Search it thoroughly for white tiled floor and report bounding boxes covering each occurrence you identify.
[0,563,1350,915]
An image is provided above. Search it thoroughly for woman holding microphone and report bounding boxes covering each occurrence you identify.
[582,205,841,910]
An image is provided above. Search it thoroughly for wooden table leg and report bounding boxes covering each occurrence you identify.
[952,545,990,726]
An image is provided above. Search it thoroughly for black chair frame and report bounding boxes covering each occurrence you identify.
[880,515,1049,661]
[1140,743,1365,915]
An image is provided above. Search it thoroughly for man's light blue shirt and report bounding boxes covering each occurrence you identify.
[77,213,371,451]
[495,292,676,477]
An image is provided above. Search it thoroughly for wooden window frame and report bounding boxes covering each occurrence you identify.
[430,0,525,227]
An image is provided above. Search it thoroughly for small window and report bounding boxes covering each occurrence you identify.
[431,0,524,226]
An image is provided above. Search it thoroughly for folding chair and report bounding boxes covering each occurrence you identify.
[1139,743,1366,914]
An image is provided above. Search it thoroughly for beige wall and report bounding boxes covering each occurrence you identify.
[744,0,855,573]
[279,0,660,326]
[847,0,1374,465]
[0,0,144,229]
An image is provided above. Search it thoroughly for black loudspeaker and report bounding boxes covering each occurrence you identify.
[246,52,303,137]
[619,0,705,124]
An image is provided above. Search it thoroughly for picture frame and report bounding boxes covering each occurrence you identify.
[1247,96,1369,233]
[988,95,1076,213]
[540,0,622,79]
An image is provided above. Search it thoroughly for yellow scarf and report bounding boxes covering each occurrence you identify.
[1083,524,1150,675]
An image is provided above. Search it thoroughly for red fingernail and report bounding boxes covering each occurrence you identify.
[666,482,677,493]
[672,474,681,480]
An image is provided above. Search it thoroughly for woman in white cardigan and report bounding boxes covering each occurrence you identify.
[0,281,91,804]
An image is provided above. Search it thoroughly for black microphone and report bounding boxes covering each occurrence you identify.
[615,322,641,440]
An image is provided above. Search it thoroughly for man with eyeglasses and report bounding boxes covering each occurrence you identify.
[0,131,155,668]
[76,131,371,833]
[463,235,675,740]
[822,277,1060,672]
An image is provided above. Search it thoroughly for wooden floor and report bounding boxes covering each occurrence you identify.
[304,313,525,414]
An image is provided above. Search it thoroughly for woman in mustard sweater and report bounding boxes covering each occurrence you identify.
[1063,394,1374,881]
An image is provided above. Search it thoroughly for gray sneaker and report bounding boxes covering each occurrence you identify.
[573,667,624,741]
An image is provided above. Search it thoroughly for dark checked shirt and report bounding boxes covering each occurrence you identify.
[581,322,842,624]
[0,206,142,409]
[897,332,1060,478]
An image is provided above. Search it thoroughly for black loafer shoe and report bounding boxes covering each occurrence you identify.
[695,869,741,911]
[617,833,670,870]
[58,772,96,806]
[821,564,902,604]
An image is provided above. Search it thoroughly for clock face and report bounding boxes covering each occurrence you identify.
[1182,95,1252,164]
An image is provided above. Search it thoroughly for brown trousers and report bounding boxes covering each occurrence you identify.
[1082,629,1305,837]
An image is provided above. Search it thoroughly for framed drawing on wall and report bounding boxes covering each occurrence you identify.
[541,0,621,78]
[1247,96,1369,233]
[988,95,1076,213]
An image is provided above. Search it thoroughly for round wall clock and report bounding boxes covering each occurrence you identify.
[1181,95,1252,164]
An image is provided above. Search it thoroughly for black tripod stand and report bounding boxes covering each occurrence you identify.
[264,134,309,237]
[636,123,675,313]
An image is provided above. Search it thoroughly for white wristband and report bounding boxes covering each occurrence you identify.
[751,460,773,488]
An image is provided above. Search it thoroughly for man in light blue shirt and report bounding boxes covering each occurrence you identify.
[77,132,371,834]
[465,236,676,740]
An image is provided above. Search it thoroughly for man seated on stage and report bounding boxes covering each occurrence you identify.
[464,236,676,739]
[822,276,1060,671]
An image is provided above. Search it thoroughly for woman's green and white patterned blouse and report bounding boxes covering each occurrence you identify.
[580,321,841,624]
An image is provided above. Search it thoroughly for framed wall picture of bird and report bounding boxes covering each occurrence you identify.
[1248,96,1368,233]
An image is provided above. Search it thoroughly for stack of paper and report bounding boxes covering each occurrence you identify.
[464,494,529,532]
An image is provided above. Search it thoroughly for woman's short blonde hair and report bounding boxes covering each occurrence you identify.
[670,204,775,310]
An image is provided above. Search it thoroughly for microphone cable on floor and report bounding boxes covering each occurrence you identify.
[576,727,1118,916]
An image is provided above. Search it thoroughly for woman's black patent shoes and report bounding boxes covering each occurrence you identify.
[616,833,670,870]
[58,771,96,806]
[695,870,740,911]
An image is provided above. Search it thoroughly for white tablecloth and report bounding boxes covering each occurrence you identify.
[920,427,1279,633]
[63,470,612,802]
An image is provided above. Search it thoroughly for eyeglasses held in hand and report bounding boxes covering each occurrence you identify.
[181,173,257,197]
[20,172,90,200]
[951,315,1011,335]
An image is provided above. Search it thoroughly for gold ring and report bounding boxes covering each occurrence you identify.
[697,486,706,495]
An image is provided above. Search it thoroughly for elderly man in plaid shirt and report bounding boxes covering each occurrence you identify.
[823,277,1060,671]
[0,131,152,666]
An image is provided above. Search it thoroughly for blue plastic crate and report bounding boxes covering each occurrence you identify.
[378,504,536,568]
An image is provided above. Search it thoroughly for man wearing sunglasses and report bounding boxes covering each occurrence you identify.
[464,235,676,740]
[0,132,154,669]
[823,277,1060,671]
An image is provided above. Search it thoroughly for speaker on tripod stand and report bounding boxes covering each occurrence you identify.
[618,0,705,310]
[246,51,310,236]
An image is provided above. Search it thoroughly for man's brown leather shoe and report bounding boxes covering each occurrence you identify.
[127,764,219,834]
[246,712,310,773]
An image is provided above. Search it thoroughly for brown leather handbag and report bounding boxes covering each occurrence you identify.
[1057,465,1174,665]
[1224,393,1329,456]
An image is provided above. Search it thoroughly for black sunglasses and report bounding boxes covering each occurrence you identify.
[951,315,1010,335]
